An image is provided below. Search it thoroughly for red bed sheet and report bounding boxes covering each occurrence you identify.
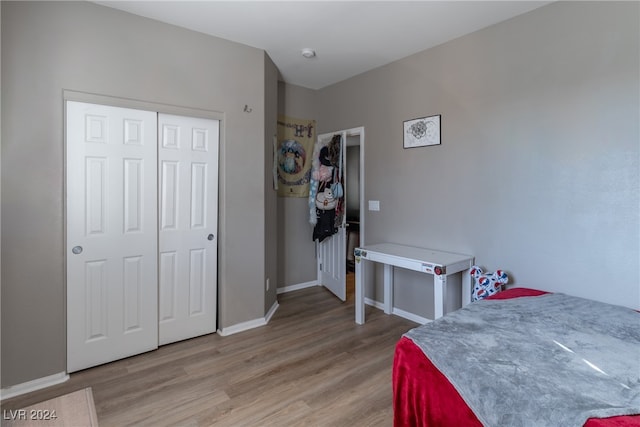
[392,287,640,427]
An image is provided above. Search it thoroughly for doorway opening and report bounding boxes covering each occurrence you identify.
[316,127,364,303]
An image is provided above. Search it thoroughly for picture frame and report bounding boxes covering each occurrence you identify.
[403,114,441,149]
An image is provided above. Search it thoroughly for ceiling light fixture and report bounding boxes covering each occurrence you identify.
[301,48,316,59]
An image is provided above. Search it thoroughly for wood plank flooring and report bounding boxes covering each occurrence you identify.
[1,275,418,426]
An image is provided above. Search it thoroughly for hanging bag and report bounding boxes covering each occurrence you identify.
[331,181,343,199]
[331,136,344,199]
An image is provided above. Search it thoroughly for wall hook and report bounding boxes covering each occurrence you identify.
[243,105,252,113]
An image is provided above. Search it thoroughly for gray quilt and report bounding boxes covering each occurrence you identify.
[404,293,640,427]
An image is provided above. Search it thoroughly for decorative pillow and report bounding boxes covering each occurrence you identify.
[470,265,508,302]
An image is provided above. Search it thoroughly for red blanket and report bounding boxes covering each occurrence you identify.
[392,288,640,426]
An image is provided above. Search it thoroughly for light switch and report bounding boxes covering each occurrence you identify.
[368,200,380,211]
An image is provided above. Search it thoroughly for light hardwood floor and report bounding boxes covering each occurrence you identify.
[2,274,418,426]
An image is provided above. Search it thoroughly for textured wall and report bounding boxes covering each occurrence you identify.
[264,53,279,312]
[1,1,269,388]
[276,82,319,288]
[315,1,639,316]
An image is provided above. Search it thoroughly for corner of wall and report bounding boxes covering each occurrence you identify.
[264,52,279,315]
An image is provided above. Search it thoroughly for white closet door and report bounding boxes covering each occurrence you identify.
[317,131,347,301]
[158,114,219,345]
[66,101,158,373]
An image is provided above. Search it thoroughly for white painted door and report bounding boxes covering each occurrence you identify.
[317,131,347,301]
[158,114,219,345]
[66,101,158,373]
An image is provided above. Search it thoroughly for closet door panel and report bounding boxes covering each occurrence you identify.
[160,161,179,230]
[66,101,158,373]
[158,114,219,345]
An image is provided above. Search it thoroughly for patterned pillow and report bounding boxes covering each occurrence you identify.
[470,265,508,302]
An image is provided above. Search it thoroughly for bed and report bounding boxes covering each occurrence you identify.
[392,288,640,427]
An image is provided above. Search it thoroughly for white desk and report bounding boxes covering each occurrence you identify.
[354,243,474,324]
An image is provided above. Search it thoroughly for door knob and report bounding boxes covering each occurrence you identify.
[207,234,215,241]
[72,246,83,254]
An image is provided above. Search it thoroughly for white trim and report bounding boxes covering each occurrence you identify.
[277,280,319,294]
[345,126,365,246]
[364,298,431,325]
[393,307,431,325]
[217,300,280,336]
[265,300,279,323]
[63,90,224,121]
[365,297,384,311]
[217,317,266,336]
[0,372,69,401]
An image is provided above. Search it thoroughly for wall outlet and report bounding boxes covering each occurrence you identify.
[266,278,270,291]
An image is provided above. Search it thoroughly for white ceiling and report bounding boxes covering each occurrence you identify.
[95,1,552,90]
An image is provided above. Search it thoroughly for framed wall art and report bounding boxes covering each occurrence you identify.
[403,114,441,149]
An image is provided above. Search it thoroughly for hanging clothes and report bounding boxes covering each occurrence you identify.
[309,134,344,241]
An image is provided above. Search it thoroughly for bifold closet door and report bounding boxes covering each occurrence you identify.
[66,101,158,373]
[158,114,219,346]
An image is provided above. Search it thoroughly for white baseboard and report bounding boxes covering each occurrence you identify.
[365,297,384,311]
[364,298,430,325]
[265,300,279,323]
[217,317,265,336]
[393,307,431,325]
[277,280,319,294]
[217,300,280,337]
[0,372,69,401]
[218,317,266,336]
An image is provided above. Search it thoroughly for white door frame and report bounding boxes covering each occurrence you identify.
[316,126,365,297]
[349,127,366,247]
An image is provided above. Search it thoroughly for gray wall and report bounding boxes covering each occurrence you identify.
[264,54,279,312]
[0,2,3,368]
[314,1,639,316]
[276,82,319,289]
[1,1,274,388]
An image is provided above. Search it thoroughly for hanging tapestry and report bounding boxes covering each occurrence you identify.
[309,134,344,242]
[276,115,316,197]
